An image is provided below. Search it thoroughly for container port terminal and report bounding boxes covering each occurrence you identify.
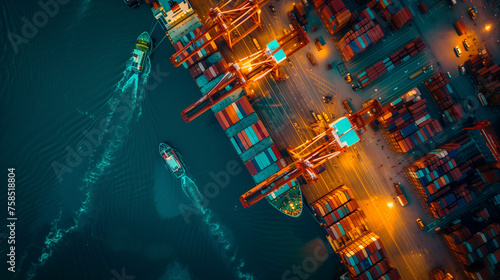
[143,0,500,278]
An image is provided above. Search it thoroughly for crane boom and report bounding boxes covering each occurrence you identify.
[239,99,385,208]
[181,26,309,122]
[170,0,269,67]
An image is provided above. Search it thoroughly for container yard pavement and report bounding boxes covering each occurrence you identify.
[184,0,489,279]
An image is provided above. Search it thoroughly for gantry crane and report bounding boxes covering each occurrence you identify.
[181,24,309,122]
[239,100,385,208]
[170,0,269,67]
[463,120,500,163]
[240,133,343,208]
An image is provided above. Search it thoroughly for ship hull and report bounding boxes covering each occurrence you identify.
[159,143,185,178]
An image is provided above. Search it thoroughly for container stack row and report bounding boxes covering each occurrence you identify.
[464,52,500,106]
[477,163,500,183]
[191,58,229,84]
[151,0,302,214]
[405,133,489,218]
[311,187,400,278]
[418,3,429,14]
[316,0,352,35]
[337,20,384,61]
[389,7,413,31]
[172,27,218,69]
[378,88,442,153]
[360,8,375,20]
[442,222,500,279]
[292,2,309,26]
[215,96,299,211]
[311,186,367,245]
[366,0,391,10]
[424,71,464,122]
[473,208,490,223]
[357,38,426,88]
[339,232,401,279]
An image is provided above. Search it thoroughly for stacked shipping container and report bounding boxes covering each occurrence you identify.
[366,0,391,10]
[424,71,464,122]
[317,0,352,35]
[215,96,299,212]
[378,88,443,153]
[418,2,428,14]
[339,232,400,279]
[360,8,375,20]
[442,222,500,279]
[337,20,385,61]
[357,38,426,88]
[311,187,400,279]
[477,163,500,183]
[389,7,413,30]
[311,186,366,243]
[172,27,218,69]
[464,52,500,106]
[406,133,489,218]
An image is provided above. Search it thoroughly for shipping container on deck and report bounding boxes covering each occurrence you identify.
[244,145,283,176]
[166,13,203,43]
[215,96,255,130]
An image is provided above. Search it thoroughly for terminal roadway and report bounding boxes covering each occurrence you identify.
[188,0,466,279]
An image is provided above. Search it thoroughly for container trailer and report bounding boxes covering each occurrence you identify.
[394,183,408,206]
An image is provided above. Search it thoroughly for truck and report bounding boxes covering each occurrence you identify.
[252,38,261,51]
[306,53,316,66]
[455,20,468,36]
[314,39,323,51]
[343,99,353,114]
[409,64,433,79]
[394,183,408,206]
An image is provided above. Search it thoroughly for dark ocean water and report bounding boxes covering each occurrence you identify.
[0,1,343,279]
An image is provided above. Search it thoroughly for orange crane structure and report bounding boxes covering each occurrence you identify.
[239,100,385,208]
[463,120,500,163]
[170,0,269,67]
[181,23,309,122]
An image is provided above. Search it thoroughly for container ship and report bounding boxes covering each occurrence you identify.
[145,0,302,217]
[132,31,151,72]
[159,143,186,178]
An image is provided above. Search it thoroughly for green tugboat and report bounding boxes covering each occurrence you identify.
[132,31,151,72]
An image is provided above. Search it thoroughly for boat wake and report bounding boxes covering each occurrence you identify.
[180,175,255,280]
[23,58,151,280]
[76,0,92,22]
